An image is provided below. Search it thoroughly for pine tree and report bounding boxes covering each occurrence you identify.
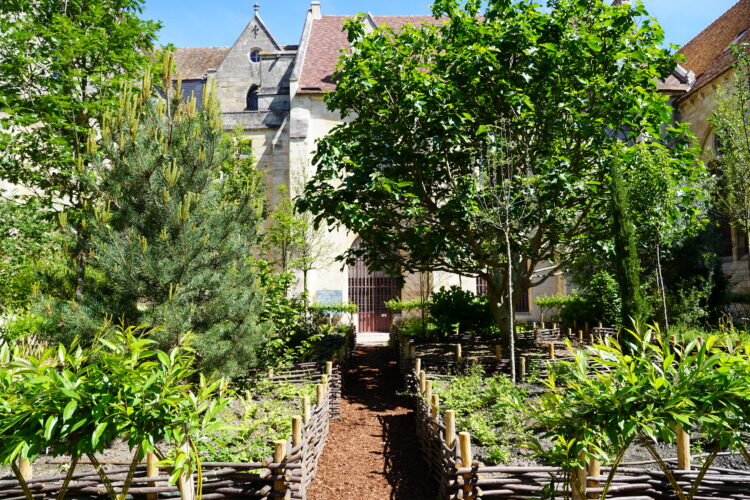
[54,54,267,377]
[610,158,647,328]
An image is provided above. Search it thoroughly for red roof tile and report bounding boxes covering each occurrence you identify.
[297,15,445,93]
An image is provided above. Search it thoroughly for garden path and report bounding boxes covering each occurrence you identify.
[307,342,435,500]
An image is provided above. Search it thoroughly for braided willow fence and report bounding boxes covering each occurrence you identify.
[1,358,347,500]
[406,366,750,499]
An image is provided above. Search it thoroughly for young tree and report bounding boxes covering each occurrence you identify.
[0,0,160,298]
[301,0,694,347]
[47,58,268,377]
[610,156,648,326]
[711,46,750,282]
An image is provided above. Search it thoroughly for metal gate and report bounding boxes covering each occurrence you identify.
[348,240,400,332]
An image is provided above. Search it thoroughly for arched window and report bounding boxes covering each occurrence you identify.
[249,50,261,63]
[246,85,259,111]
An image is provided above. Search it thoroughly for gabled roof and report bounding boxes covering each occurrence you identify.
[676,0,750,100]
[297,15,445,94]
[174,47,229,80]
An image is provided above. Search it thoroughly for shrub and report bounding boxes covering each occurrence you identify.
[429,286,494,337]
[561,271,622,326]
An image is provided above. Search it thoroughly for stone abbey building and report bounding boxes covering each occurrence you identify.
[173,0,750,330]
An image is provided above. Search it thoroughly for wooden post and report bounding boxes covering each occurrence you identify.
[588,333,595,344]
[587,455,601,499]
[273,440,287,499]
[267,367,274,378]
[455,344,462,363]
[18,459,32,481]
[585,321,589,334]
[292,416,302,447]
[459,432,474,499]
[598,322,603,329]
[567,327,572,337]
[302,396,311,424]
[445,410,456,450]
[418,370,426,393]
[414,357,421,374]
[548,343,555,360]
[534,328,539,341]
[325,361,333,376]
[573,319,577,329]
[146,452,158,500]
[572,450,587,500]
[494,345,502,360]
[178,440,195,500]
[425,379,433,404]
[532,322,537,329]
[676,425,691,470]
[519,356,526,379]
[578,330,584,343]
[431,394,440,426]
[316,383,326,406]
[541,321,545,329]
[320,374,328,386]
[553,323,558,330]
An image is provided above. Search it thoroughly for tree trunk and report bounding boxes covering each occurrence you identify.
[503,230,517,383]
[656,243,669,334]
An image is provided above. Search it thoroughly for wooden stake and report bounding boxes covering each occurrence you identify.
[567,328,572,337]
[572,450,587,500]
[676,425,691,470]
[455,344,462,363]
[548,343,555,360]
[541,321,545,329]
[418,370,426,393]
[494,345,502,360]
[445,410,456,450]
[302,396,311,424]
[532,322,537,329]
[273,440,287,498]
[414,357,421,373]
[431,394,440,422]
[320,374,328,386]
[578,330,584,343]
[587,455,601,499]
[598,322,603,329]
[292,416,302,447]
[588,333,595,344]
[178,440,195,500]
[553,323,558,330]
[316,384,326,406]
[18,459,32,481]
[146,452,158,500]
[424,380,433,404]
[534,328,539,341]
[519,357,526,379]
[459,432,474,499]
[267,367,274,378]
[325,361,333,376]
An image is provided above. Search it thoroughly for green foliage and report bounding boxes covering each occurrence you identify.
[43,60,268,378]
[0,199,58,312]
[532,325,750,498]
[385,298,431,313]
[204,380,315,463]
[434,366,529,464]
[560,272,622,326]
[429,286,493,337]
[610,157,648,327]
[535,294,574,322]
[301,0,695,344]
[394,316,436,338]
[0,325,230,498]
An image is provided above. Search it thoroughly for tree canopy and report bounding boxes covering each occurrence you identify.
[301,0,701,340]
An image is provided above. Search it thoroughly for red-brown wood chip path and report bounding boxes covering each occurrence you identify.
[307,344,437,500]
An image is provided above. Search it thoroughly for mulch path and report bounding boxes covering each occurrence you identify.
[307,345,437,500]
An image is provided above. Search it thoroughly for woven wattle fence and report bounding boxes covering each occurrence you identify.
[406,367,750,499]
[0,360,346,500]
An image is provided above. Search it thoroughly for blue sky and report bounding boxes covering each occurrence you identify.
[143,0,735,50]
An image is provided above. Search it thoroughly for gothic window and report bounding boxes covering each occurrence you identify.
[246,85,259,111]
[249,50,261,63]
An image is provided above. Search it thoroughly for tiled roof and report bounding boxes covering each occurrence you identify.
[297,15,445,93]
[675,0,750,100]
[174,47,229,80]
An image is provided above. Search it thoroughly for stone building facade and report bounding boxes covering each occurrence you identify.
[665,0,750,292]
